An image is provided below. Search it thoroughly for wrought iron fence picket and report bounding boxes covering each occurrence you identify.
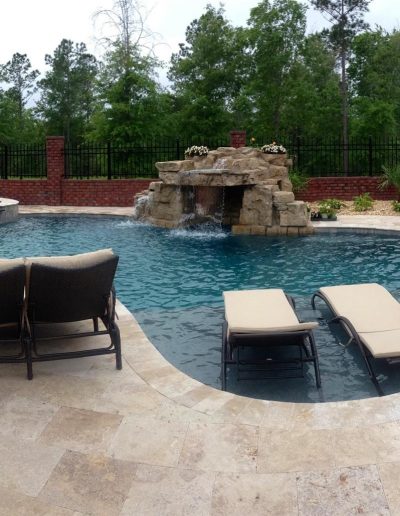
[1,138,399,180]
[0,144,47,179]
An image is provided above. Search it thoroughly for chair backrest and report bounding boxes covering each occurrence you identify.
[27,250,119,323]
[0,259,26,326]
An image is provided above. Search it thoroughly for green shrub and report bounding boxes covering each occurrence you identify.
[392,200,400,212]
[289,169,309,193]
[318,200,336,218]
[320,198,344,210]
[353,192,373,212]
[379,163,400,192]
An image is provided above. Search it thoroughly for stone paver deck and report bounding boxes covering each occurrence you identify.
[2,206,400,515]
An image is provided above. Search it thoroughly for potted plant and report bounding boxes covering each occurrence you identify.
[318,201,337,220]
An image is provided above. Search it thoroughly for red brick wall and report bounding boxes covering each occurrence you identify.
[230,130,247,148]
[61,179,153,206]
[296,177,398,202]
[0,180,54,204]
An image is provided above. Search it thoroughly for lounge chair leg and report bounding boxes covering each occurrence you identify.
[308,333,321,388]
[93,317,99,332]
[110,323,122,370]
[357,343,383,396]
[221,321,228,391]
[26,338,33,380]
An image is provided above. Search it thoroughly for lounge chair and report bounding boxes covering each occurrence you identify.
[311,283,400,395]
[0,258,29,377]
[25,249,122,379]
[222,289,321,390]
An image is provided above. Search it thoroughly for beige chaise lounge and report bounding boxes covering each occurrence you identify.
[222,289,321,390]
[311,283,400,395]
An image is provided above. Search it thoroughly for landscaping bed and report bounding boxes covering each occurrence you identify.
[309,200,400,217]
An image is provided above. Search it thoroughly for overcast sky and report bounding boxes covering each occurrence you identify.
[1,0,399,76]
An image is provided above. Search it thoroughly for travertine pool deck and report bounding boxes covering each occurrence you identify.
[2,206,400,515]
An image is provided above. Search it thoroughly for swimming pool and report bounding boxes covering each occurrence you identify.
[2,215,400,402]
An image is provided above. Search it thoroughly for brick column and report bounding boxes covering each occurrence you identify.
[46,136,64,205]
[230,130,247,148]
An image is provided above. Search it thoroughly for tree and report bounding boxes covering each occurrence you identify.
[309,0,372,173]
[37,39,98,142]
[88,45,171,143]
[168,4,246,138]
[282,33,341,138]
[0,53,39,124]
[349,28,400,137]
[246,0,308,136]
[89,0,172,143]
[93,0,157,60]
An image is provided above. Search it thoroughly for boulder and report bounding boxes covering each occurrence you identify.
[279,201,309,227]
[156,160,194,172]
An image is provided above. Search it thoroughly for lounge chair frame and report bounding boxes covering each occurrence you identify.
[25,257,122,380]
[0,262,30,377]
[311,291,383,396]
[221,294,321,390]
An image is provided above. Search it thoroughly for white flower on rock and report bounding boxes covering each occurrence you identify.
[261,142,286,154]
[184,145,209,158]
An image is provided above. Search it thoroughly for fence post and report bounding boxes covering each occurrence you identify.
[46,136,64,205]
[230,130,246,148]
[176,138,180,160]
[368,136,373,176]
[4,145,8,180]
[107,142,112,180]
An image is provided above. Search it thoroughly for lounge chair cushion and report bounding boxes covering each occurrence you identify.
[223,289,318,334]
[25,248,114,270]
[319,283,400,333]
[358,329,400,359]
[25,249,115,290]
[0,257,25,270]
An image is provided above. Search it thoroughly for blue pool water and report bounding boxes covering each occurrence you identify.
[2,215,400,402]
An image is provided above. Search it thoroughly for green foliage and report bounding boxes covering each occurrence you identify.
[37,39,98,143]
[1,1,400,146]
[288,169,309,193]
[392,200,400,212]
[0,53,39,120]
[318,200,336,217]
[349,29,400,137]
[310,0,372,168]
[168,5,244,137]
[87,43,170,144]
[353,192,373,211]
[324,198,344,210]
[246,0,307,135]
[379,163,400,192]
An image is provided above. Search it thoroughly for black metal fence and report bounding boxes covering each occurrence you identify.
[0,144,47,179]
[64,137,230,179]
[251,136,400,177]
[1,137,399,180]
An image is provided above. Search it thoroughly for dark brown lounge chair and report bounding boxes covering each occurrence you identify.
[0,258,29,376]
[25,249,122,380]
